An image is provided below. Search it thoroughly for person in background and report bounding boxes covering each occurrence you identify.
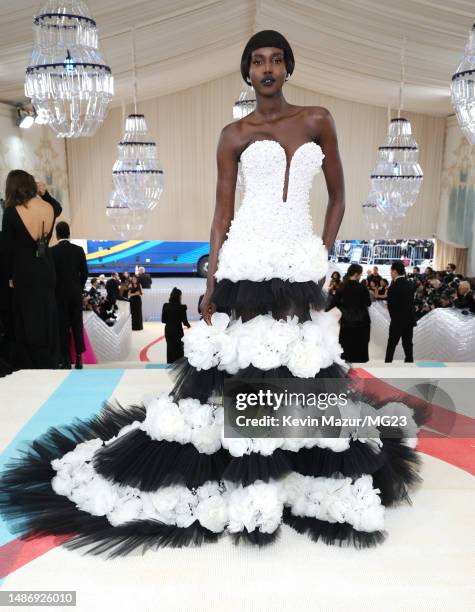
[328,270,341,296]
[453,280,475,312]
[439,293,453,309]
[119,271,131,299]
[89,277,100,304]
[445,263,456,283]
[137,266,152,289]
[368,279,379,302]
[331,263,371,363]
[106,272,120,309]
[423,266,434,280]
[366,265,382,286]
[128,275,143,331]
[385,261,416,363]
[1,170,62,369]
[50,221,88,369]
[161,287,191,363]
[376,277,389,300]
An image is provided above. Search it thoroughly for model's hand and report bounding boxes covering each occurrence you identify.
[36,181,46,196]
[200,290,217,325]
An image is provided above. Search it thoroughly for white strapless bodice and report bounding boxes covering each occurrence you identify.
[214,139,329,283]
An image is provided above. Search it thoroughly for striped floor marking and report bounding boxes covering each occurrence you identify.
[0,369,125,581]
[1,366,473,582]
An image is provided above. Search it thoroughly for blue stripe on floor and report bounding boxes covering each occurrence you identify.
[0,369,125,548]
[145,363,171,369]
[415,362,447,367]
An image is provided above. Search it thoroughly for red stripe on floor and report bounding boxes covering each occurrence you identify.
[350,367,475,475]
[139,327,191,362]
[0,533,73,579]
[417,434,475,475]
[139,334,165,362]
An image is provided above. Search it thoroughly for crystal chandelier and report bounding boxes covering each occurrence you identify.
[106,191,149,239]
[366,38,423,236]
[234,85,256,192]
[112,113,164,210]
[112,29,164,211]
[370,117,423,217]
[233,84,256,119]
[25,1,113,138]
[451,22,475,145]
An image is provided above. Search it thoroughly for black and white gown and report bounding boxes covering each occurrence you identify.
[0,140,425,557]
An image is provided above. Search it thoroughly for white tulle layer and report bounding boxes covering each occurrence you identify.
[183,309,345,377]
[107,393,419,457]
[51,439,385,534]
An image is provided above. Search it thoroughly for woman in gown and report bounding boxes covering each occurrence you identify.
[0,31,426,557]
[1,171,62,369]
[128,276,143,331]
[331,264,372,363]
[161,287,191,363]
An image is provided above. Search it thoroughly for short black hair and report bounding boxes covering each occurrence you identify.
[391,261,406,276]
[240,30,295,85]
[56,221,70,239]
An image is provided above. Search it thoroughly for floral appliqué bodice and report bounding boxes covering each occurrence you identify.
[214,139,329,283]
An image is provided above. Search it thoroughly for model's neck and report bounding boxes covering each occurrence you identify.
[254,93,289,120]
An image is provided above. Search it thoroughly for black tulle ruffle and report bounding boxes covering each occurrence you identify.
[94,429,230,490]
[167,356,348,405]
[282,508,387,548]
[211,278,326,314]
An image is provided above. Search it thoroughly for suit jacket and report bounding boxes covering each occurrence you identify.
[161,302,190,337]
[138,273,152,289]
[332,280,371,327]
[50,240,88,298]
[387,276,416,328]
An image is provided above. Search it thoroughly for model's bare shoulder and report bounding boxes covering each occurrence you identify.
[305,106,336,140]
[217,121,243,160]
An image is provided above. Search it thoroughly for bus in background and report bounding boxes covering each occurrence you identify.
[74,240,210,277]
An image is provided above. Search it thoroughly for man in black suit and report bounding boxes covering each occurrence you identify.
[137,266,152,289]
[105,273,120,307]
[50,222,88,369]
[385,261,417,363]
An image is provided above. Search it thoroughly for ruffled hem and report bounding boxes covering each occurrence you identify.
[211,278,326,314]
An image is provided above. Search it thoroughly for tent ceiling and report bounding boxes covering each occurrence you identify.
[0,0,472,115]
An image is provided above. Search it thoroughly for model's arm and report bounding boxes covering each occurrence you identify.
[201,124,238,324]
[316,108,345,254]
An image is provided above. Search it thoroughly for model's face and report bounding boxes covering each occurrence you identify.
[248,47,286,93]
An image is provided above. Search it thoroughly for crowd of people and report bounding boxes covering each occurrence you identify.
[84,268,151,331]
[327,261,475,363]
[0,169,156,374]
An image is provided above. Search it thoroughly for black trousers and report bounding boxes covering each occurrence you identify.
[385,322,414,362]
[57,295,85,360]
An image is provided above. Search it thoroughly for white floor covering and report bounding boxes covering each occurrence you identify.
[0,365,473,611]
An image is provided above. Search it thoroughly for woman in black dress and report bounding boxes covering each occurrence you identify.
[161,287,191,363]
[1,171,62,369]
[376,278,389,301]
[128,276,143,331]
[332,263,371,363]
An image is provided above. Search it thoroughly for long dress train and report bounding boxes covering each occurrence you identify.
[0,140,426,557]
